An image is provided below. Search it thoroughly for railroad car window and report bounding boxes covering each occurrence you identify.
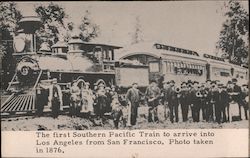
[166,62,170,73]
[149,62,159,72]
[58,49,62,54]
[220,72,230,77]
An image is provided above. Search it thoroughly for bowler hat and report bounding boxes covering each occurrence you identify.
[211,81,216,84]
[218,83,223,87]
[105,87,111,90]
[232,78,237,82]
[132,82,138,85]
[170,80,175,84]
[150,80,157,83]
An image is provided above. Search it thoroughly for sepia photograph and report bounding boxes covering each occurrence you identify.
[1,1,249,131]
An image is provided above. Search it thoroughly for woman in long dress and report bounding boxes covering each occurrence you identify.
[80,82,94,117]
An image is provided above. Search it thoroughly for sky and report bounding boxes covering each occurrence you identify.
[16,1,249,55]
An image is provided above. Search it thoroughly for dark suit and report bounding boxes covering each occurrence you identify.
[233,84,245,119]
[36,87,49,117]
[206,88,214,122]
[162,87,171,119]
[200,89,208,121]
[219,90,230,122]
[212,89,223,123]
[167,86,179,123]
[190,88,201,122]
[126,88,141,125]
[179,89,189,122]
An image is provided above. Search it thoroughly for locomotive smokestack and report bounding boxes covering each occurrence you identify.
[18,16,42,53]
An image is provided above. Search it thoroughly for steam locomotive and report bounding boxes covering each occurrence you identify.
[1,16,149,115]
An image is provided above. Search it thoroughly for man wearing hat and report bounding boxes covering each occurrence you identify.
[126,82,143,126]
[162,80,171,120]
[179,82,189,122]
[241,84,249,120]
[105,86,112,113]
[212,83,226,123]
[207,80,218,122]
[145,80,161,123]
[166,80,179,123]
[231,78,244,120]
[48,78,63,118]
[220,85,230,123]
[225,80,234,121]
[200,83,208,121]
[35,83,49,117]
[69,80,81,117]
[95,83,108,124]
[190,81,201,122]
[204,80,213,122]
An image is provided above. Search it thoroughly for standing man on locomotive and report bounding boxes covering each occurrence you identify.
[48,78,63,119]
[145,80,161,123]
[179,82,189,122]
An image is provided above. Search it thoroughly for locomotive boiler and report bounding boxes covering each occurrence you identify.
[1,16,149,115]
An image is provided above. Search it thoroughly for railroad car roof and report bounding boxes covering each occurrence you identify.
[117,42,206,62]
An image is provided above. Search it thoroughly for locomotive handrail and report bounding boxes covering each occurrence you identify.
[6,72,17,91]
[33,70,42,90]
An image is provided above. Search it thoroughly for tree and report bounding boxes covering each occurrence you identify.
[0,2,22,89]
[131,16,144,44]
[78,10,100,42]
[217,0,249,64]
[35,2,68,46]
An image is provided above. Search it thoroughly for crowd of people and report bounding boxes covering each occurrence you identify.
[35,78,249,128]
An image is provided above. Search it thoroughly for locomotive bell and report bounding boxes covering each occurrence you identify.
[39,42,51,52]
